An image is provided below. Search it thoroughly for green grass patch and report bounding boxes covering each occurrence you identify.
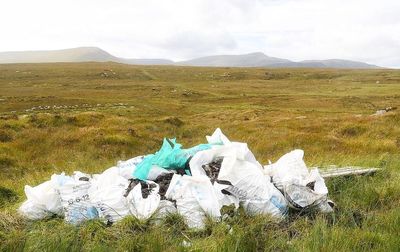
[0,63,399,251]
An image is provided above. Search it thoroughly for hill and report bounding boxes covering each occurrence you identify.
[177,53,379,68]
[0,47,172,65]
[0,47,380,68]
[0,47,118,63]
[176,52,291,67]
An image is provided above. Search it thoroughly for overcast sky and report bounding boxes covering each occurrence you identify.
[1,0,399,67]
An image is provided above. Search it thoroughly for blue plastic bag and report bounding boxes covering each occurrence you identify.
[134,138,211,180]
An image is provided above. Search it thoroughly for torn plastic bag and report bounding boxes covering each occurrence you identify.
[282,170,333,213]
[309,168,329,195]
[18,180,63,220]
[284,184,327,210]
[190,153,239,209]
[126,180,161,220]
[213,182,239,209]
[51,173,98,225]
[133,138,211,180]
[165,174,221,229]
[190,143,287,218]
[89,172,131,223]
[264,149,333,213]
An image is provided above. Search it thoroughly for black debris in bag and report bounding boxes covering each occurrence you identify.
[140,181,157,198]
[201,156,240,198]
[124,179,139,197]
[124,179,156,198]
[201,157,224,183]
[154,173,174,200]
[201,157,236,196]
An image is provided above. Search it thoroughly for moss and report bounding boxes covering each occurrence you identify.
[0,130,13,142]
[340,125,367,137]
[0,187,18,208]
[163,117,184,127]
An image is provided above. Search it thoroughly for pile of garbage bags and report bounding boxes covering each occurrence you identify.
[19,128,334,229]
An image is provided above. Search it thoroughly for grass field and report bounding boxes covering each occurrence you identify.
[1,62,400,251]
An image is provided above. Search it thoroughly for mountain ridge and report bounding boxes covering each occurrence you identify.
[0,47,381,68]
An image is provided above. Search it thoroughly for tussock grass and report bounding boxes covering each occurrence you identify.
[0,63,399,251]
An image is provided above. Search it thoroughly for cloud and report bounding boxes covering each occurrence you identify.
[159,31,237,59]
[0,0,399,67]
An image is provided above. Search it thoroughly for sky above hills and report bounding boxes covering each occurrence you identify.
[1,0,399,67]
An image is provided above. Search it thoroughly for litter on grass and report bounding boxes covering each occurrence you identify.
[20,128,338,228]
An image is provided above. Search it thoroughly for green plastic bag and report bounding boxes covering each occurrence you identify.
[134,138,211,180]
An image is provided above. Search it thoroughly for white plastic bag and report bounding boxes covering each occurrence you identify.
[264,149,333,213]
[18,200,51,220]
[89,172,131,223]
[219,159,287,218]
[263,149,310,190]
[190,135,287,218]
[24,181,63,214]
[152,200,178,224]
[213,182,239,209]
[206,128,231,145]
[51,173,97,225]
[156,200,177,217]
[206,128,261,166]
[126,180,161,220]
[242,194,288,217]
[117,155,145,179]
[18,180,63,220]
[165,174,221,229]
[100,166,120,178]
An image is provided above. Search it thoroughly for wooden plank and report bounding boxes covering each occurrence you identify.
[312,166,381,178]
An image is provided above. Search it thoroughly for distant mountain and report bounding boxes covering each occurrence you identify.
[176,52,379,68]
[0,47,118,63]
[298,59,378,69]
[0,47,172,65]
[119,58,174,65]
[0,47,381,68]
[266,59,379,68]
[176,52,291,67]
